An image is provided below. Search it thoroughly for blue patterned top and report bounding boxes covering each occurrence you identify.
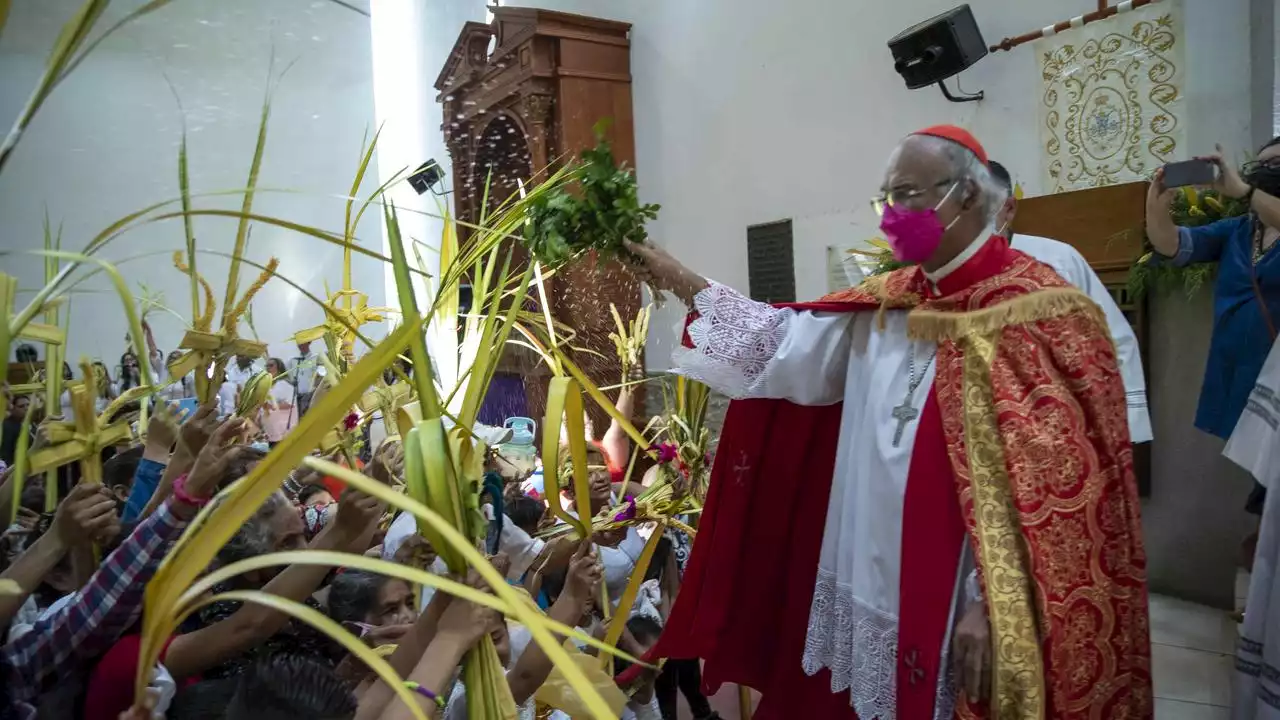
[1164,215,1280,438]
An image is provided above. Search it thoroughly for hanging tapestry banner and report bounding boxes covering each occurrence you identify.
[1037,0,1184,193]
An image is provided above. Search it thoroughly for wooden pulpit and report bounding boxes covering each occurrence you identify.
[435,7,641,430]
[1012,181,1152,495]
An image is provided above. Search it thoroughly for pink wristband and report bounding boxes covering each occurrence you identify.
[172,473,212,507]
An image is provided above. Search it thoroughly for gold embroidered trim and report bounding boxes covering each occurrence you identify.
[819,269,921,308]
[907,287,1105,342]
[959,333,1046,720]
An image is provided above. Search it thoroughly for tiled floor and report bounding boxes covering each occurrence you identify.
[1150,591,1239,719]
[681,591,1243,719]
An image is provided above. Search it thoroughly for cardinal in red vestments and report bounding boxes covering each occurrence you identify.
[622,126,1152,719]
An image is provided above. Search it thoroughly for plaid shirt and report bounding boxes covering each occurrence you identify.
[1,498,189,719]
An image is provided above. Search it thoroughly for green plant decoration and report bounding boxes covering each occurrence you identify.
[847,238,912,277]
[1127,186,1250,300]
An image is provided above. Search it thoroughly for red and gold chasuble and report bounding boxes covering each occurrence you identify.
[655,237,1152,720]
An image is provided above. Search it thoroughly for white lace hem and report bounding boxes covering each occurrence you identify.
[671,280,791,398]
[802,568,898,719]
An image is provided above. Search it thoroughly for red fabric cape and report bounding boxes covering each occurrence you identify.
[652,241,1152,719]
[654,291,963,719]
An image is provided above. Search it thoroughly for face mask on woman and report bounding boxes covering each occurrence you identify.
[1244,160,1280,200]
[878,181,962,263]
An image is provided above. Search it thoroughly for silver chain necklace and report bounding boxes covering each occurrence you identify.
[891,343,937,448]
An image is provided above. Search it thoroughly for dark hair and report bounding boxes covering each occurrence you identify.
[219,491,291,566]
[988,160,1013,193]
[19,481,44,513]
[267,357,286,376]
[103,445,144,493]
[627,615,663,645]
[296,483,332,506]
[614,615,664,676]
[327,569,389,624]
[1260,136,1280,154]
[14,344,37,363]
[224,654,356,720]
[92,360,113,382]
[168,678,239,720]
[107,400,141,426]
[506,494,545,535]
[222,446,269,491]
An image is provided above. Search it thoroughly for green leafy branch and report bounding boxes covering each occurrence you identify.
[522,121,660,266]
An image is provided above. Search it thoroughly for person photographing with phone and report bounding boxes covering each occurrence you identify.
[1147,140,1280,426]
[1147,138,1280,569]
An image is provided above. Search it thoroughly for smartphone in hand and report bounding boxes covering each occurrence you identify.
[1162,159,1216,188]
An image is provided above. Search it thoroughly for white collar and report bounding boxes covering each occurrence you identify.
[924,225,996,284]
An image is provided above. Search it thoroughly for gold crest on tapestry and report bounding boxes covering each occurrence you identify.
[1037,0,1184,192]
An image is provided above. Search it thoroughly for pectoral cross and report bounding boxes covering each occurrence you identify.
[891,401,919,448]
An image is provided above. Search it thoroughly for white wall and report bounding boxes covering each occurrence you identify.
[371,0,489,312]
[415,0,1256,368]
[0,0,382,372]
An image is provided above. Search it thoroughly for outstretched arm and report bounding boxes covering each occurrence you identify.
[164,489,382,680]
[623,241,853,404]
[506,542,601,703]
[600,385,635,475]
[142,321,162,378]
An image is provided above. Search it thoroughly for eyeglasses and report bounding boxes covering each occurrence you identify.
[871,178,955,216]
[1242,160,1280,175]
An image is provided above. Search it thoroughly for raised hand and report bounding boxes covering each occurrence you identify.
[183,417,249,499]
[436,569,502,649]
[392,533,438,570]
[54,483,120,546]
[332,489,384,546]
[621,239,708,305]
[368,440,405,485]
[1146,167,1178,211]
[178,403,220,458]
[1197,143,1252,199]
[145,401,185,454]
[559,541,603,613]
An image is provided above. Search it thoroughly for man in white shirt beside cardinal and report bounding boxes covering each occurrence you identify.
[992,160,1153,445]
[626,126,1152,719]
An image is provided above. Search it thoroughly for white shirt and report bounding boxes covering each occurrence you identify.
[216,380,238,419]
[288,351,322,395]
[225,362,258,389]
[675,280,940,718]
[158,377,193,403]
[1010,233,1152,443]
[59,389,112,418]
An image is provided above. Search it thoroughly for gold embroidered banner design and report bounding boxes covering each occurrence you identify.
[1037,0,1184,192]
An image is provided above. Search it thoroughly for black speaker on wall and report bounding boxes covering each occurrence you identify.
[888,4,987,101]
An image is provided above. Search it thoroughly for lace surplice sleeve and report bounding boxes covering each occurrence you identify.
[671,281,853,404]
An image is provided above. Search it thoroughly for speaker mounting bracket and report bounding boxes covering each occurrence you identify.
[937,79,983,103]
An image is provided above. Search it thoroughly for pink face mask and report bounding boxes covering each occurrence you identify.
[878,182,960,263]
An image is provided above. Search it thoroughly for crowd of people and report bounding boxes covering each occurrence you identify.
[4,124,1279,720]
[0,329,723,719]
